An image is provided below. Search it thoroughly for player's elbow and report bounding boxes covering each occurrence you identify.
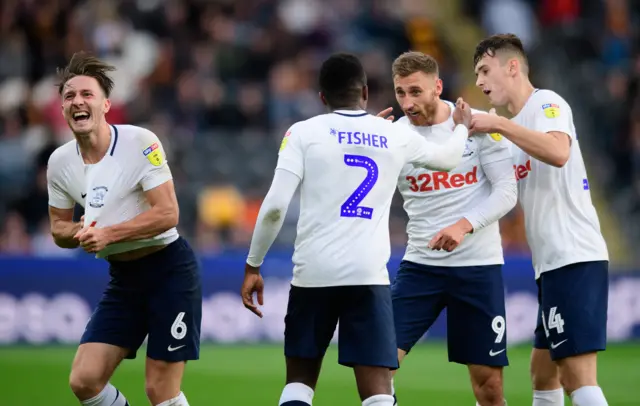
[550,151,570,168]
[264,206,284,223]
[158,205,179,230]
[51,233,78,249]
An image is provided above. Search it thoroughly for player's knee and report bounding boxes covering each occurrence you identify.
[145,359,184,404]
[69,368,106,400]
[530,349,561,390]
[557,353,598,393]
[469,366,503,406]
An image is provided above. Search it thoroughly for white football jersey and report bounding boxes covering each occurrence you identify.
[510,89,608,277]
[47,124,179,258]
[277,109,461,287]
[396,103,512,266]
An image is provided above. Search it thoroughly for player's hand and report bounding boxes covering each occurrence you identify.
[452,98,472,128]
[241,264,264,318]
[75,226,112,253]
[469,108,502,134]
[376,107,395,122]
[428,218,473,252]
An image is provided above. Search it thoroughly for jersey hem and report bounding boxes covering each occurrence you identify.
[290,279,390,288]
[402,252,504,267]
[534,255,609,278]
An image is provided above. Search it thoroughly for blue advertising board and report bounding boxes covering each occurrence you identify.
[1,253,639,345]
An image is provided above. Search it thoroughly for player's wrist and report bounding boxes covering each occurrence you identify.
[458,217,475,234]
[245,261,261,274]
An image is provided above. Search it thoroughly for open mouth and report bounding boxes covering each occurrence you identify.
[406,111,420,117]
[72,111,90,123]
[483,89,491,96]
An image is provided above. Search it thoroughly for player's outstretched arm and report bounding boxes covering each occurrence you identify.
[470,109,571,168]
[102,180,179,244]
[406,98,471,171]
[49,206,82,248]
[246,169,301,268]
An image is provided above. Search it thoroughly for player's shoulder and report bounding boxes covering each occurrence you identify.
[47,139,77,171]
[529,89,571,110]
[393,116,411,127]
[114,124,161,149]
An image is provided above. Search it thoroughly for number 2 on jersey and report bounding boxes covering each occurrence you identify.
[341,154,379,219]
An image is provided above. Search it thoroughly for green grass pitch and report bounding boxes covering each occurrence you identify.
[1,343,638,405]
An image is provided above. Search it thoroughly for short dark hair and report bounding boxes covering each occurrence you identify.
[392,51,439,78]
[473,34,528,69]
[319,53,367,108]
[57,51,116,97]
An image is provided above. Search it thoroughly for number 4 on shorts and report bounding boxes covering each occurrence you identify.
[543,306,565,336]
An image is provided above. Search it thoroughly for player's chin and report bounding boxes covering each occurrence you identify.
[69,120,92,135]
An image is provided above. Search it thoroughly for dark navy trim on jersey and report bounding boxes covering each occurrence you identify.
[333,111,368,117]
[75,124,119,156]
[109,124,119,156]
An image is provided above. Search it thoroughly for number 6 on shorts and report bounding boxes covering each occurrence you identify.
[171,312,187,340]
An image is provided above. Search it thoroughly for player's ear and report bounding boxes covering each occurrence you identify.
[362,85,368,102]
[509,58,518,76]
[318,92,328,106]
[435,78,443,97]
[103,98,111,114]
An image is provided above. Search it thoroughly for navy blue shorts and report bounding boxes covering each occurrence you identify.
[392,261,508,367]
[80,237,202,362]
[534,261,608,361]
[284,285,398,370]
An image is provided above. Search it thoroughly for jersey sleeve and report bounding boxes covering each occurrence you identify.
[531,91,573,138]
[136,129,173,191]
[403,124,467,171]
[479,132,512,165]
[275,124,305,179]
[46,152,75,209]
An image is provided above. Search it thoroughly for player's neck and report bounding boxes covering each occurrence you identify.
[428,100,451,126]
[76,121,111,164]
[507,79,535,116]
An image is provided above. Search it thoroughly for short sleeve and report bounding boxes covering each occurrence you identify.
[531,91,573,138]
[46,152,75,209]
[479,132,512,165]
[275,124,304,179]
[137,129,173,191]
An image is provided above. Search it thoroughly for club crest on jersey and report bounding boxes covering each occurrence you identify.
[462,138,476,157]
[542,103,560,118]
[89,186,108,208]
[143,143,163,166]
[279,131,291,151]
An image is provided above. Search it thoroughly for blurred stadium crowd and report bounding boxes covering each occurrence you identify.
[0,0,637,263]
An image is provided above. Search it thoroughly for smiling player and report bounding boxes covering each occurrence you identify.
[381,51,517,406]
[471,34,610,406]
[47,52,201,406]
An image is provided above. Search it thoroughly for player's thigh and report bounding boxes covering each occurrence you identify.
[539,261,608,362]
[391,261,447,353]
[79,278,148,360]
[284,285,340,361]
[147,240,202,363]
[338,285,398,370]
[70,343,129,395]
[447,265,508,367]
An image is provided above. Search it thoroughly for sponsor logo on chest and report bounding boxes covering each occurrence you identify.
[406,166,478,192]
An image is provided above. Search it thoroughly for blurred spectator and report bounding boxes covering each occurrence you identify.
[0,0,552,257]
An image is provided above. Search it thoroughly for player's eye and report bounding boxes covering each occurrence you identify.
[411,91,421,96]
